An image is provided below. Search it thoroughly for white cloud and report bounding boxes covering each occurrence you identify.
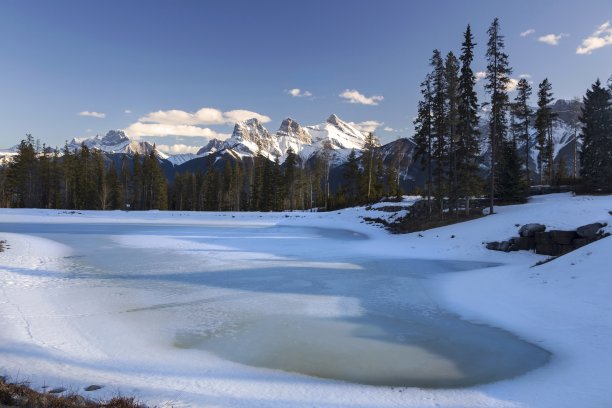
[223,109,271,124]
[123,106,268,139]
[287,88,313,98]
[475,71,487,82]
[520,28,536,37]
[339,89,384,106]
[124,109,132,114]
[155,144,202,155]
[383,126,396,132]
[577,21,612,55]
[538,33,568,45]
[78,111,106,119]
[348,120,383,133]
[506,78,520,91]
[123,122,231,140]
[519,74,532,79]
[138,107,270,127]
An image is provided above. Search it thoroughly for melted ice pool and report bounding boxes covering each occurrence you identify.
[3,221,550,388]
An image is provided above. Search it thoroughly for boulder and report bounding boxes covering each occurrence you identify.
[536,243,555,256]
[486,241,500,250]
[555,244,574,256]
[517,236,536,250]
[499,241,511,252]
[576,222,605,239]
[519,223,546,237]
[535,231,552,245]
[550,230,578,245]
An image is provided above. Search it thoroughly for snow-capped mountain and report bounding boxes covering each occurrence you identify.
[68,130,160,157]
[210,114,368,163]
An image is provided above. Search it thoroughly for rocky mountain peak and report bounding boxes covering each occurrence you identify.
[277,118,311,144]
[197,139,225,156]
[327,114,341,126]
[101,130,130,146]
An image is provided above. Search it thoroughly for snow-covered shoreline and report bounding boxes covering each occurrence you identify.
[1,193,611,407]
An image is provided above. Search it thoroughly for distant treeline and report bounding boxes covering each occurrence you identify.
[0,134,405,211]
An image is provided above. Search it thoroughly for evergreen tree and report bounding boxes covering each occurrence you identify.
[514,78,533,185]
[431,49,448,214]
[283,148,299,210]
[579,79,612,191]
[413,73,434,216]
[445,51,460,215]
[6,134,39,207]
[361,132,380,202]
[485,17,512,213]
[535,78,556,184]
[456,24,481,215]
[343,149,361,207]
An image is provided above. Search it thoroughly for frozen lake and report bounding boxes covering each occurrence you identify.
[1,221,549,388]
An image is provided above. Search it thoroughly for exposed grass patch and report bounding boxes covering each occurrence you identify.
[0,376,146,408]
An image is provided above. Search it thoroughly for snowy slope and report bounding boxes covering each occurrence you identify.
[1,193,611,408]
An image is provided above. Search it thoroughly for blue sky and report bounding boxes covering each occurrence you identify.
[1,0,611,152]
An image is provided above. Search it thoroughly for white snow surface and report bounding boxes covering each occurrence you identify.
[1,193,611,407]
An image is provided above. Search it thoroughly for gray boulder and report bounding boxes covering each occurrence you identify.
[519,223,546,237]
[576,222,606,239]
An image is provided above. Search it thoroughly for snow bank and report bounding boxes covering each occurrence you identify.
[0,193,611,407]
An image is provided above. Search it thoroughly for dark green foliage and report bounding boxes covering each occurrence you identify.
[485,17,513,212]
[513,78,533,185]
[535,78,556,184]
[456,24,482,214]
[579,79,612,191]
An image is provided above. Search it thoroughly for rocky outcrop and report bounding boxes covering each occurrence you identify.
[487,222,609,257]
[276,118,311,144]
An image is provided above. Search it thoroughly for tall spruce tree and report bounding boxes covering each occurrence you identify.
[456,24,481,215]
[485,18,512,213]
[579,79,612,191]
[445,51,460,215]
[431,49,448,215]
[514,78,533,185]
[362,132,380,202]
[535,78,556,184]
[413,73,434,216]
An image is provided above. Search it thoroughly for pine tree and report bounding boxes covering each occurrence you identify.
[579,79,612,191]
[343,149,361,207]
[485,18,512,213]
[535,78,556,184]
[362,132,380,202]
[445,51,460,215]
[456,24,481,215]
[283,147,298,210]
[514,78,533,185]
[413,73,434,216]
[431,49,448,215]
[6,134,39,207]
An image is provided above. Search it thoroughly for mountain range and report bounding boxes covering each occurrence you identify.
[0,99,584,190]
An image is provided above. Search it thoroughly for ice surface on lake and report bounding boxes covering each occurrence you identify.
[3,221,549,388]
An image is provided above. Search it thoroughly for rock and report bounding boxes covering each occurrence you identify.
[572,238,590,249]
[486,241,500,250]
[48,387,66,394]
[519,223,546,237]
[556,244,574,256]
[536,243,555,256]
[84,384,103,391]
[499,241,511,252]
[576,222,605,239]
[517,236,536,251]
[550,230,578,245]
[535,231,552,245]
